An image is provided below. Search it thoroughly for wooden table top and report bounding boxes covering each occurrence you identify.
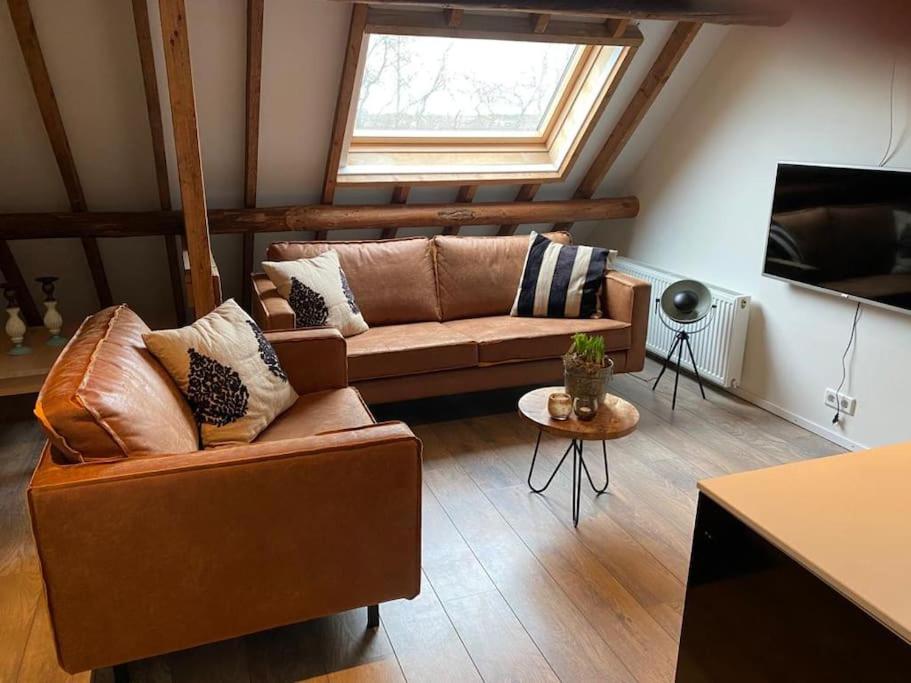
[699,441,911,644]
[518,386,639,441]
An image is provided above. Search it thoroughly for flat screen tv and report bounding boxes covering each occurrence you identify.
[763,162,911,314]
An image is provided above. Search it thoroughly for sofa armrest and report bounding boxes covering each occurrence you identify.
[265,327,348,394]
[252,273,294,330]
[603,271,651,372]
[29,422,422,673]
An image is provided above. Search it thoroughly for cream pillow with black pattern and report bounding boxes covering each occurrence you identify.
[142,299,297,447]
[262,250,368,337]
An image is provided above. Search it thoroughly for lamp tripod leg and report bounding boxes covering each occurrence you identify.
[672,333,685,410]
[653,334,682,391]
[683,333,707,400]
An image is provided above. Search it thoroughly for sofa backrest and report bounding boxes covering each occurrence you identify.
[34,305,199,463]
[433,232,573,321]
[266,237,441,325]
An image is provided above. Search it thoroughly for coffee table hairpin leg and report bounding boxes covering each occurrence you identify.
[527,431,610,527]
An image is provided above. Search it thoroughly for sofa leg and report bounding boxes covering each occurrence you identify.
[112,663,130,683]
[367,604,380,629]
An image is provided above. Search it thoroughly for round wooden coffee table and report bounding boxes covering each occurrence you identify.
[519,386,639,527]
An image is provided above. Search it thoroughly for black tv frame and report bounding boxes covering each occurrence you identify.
[761,161,911,317]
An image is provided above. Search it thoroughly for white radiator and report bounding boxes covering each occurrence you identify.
[613,257,751,388]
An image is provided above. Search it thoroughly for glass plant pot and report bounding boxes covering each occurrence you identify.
[564,357,614,406]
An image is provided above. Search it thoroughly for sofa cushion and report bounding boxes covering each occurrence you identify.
[34,305,199,463]
[346,322,478,381]
[262,250,368,336]
[434,232,572,321]
[444,315,630,365]
[510,232,609,319]
[267,237,440,325]
[143,300,298,447]
[255,388,374,442]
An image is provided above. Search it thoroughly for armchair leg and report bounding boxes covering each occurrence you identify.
[112,663,130,683]
[367,604,380,629]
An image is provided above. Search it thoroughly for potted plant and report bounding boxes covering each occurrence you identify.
[563,332,613,410]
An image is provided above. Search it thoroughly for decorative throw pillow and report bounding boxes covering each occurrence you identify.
[142,299,297,447]
[262,250,368,337]
[511,231,608,319]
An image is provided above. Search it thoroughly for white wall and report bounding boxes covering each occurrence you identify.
[0,0,723,327]
[605,13,911,448]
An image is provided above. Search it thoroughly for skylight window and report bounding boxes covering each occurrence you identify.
[354,35,580,136]
[335,10,641,186]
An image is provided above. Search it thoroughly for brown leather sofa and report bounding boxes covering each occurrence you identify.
[252,232,651,404]
[29,305,422,674]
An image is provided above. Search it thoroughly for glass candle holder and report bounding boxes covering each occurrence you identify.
[573,396,599,421]
[547,391,573,420]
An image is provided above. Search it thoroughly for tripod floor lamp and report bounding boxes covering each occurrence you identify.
[652,279,716,410]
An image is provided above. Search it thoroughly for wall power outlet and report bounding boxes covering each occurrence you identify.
[825,388,857,416]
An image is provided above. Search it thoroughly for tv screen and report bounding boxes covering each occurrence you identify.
[763,163,911,313]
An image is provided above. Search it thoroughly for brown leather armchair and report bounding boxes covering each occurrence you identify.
[29,306,422,675]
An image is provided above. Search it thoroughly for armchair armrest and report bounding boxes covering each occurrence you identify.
[603,271,651,372]
[29,422,422,673]
[252,272,294,330]
[264,327,347,394]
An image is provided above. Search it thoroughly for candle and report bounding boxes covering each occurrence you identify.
[573,396,599,421]
[547,392,572,420]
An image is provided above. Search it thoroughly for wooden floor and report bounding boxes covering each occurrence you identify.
[0,357,843,683]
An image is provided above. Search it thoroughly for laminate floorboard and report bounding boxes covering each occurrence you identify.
[0,366,840,682]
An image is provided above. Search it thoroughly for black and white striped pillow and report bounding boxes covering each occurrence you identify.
[510,231,608,319]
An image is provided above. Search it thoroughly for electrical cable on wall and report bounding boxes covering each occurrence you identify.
[879,56,898,167]
[832,302,862,425]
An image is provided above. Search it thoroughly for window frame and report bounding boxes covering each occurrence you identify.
[335,9,642,187]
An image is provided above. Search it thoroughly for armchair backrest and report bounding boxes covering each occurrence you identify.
[35,305,199,463]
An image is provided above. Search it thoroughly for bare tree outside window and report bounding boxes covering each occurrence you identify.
[354,34,579,135]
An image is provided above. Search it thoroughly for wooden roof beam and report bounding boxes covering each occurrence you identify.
[365,8,643,45]
[0,197,639,238]
[498,184,541,236]
[158,0,217,317]
[317,3,369,240]
[131,0,186,325]
[332,0,789,27]
[380,185,410,239]
[442,185,478,235]
[445,8,463,27]
[242,0,264,310]
[8,0,112,312]
[557,21,701,230]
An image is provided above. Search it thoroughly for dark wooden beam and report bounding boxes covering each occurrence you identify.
[242,0,264,310]
[0,242,42,326]
[445,7,463,26]
[8,0,112,310]
[334,0,789,26]
[380,185,410,239]
[531,13,550,33]
[0,197,639,238]
[442,185,477,235]
[317,2,369,240]
[557,21,700,230]
[577,22,700,197]
[132,0,186,325]
[159,0,216,317]
[366,8,644,45]
[497,184,541,236]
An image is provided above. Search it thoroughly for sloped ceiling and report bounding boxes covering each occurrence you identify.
[0,0,728,325]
